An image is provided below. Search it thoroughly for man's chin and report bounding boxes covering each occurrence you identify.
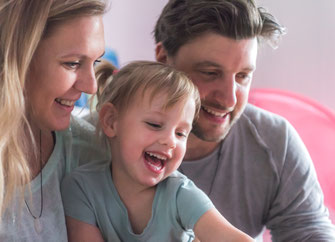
[191,124,230,142]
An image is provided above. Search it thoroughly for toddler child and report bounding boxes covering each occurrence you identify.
[61,60,254,242]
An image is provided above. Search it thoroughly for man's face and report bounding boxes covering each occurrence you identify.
[158,33,258,142]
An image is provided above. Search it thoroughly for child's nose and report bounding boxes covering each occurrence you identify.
[158,131,176,149]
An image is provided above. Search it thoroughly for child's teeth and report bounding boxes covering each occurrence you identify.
[146,152,167,161]
[147,160,162,171]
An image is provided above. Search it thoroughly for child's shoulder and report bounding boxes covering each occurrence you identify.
[66,160,110,184]
[161,171,195,191]
[62,160,111,200]
[165,170,188,182]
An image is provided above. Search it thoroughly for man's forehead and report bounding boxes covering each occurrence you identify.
[192,59,256,72]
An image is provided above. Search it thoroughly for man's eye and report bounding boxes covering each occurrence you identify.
[236,73,251,85]
[200,71,217,76]
[146,122,162,129]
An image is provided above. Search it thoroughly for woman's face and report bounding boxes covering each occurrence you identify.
[26,15,105,131]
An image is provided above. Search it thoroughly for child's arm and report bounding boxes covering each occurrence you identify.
[193,208,254,242]
[66,216,105,242]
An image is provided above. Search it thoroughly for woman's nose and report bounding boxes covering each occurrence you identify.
[74,66,97,94]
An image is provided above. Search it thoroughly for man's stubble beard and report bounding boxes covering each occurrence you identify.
[191,111,241,142]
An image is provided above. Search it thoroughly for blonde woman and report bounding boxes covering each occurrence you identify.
[0,0,109,240]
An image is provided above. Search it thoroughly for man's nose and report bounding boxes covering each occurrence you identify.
[213,76,237,109]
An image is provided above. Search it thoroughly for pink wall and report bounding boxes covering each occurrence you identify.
[103,0,335,111]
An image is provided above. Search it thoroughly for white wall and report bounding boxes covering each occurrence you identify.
[254,0,335,111]
[103,0,335,111]
[103,0,167,64]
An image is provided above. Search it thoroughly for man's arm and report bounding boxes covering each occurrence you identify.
[266,123,335,241]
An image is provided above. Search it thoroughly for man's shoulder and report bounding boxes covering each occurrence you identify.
[230,104,296,157]
[242,103,289,128]
[239,103,292,138]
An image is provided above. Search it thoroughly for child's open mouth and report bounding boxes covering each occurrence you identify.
[144,152,166,173]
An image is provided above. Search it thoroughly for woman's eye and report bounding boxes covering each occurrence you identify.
[94,59,102,66]
[64,62,80,69]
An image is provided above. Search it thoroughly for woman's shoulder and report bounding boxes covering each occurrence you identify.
[56,115,110,169]
[70,115,96,137]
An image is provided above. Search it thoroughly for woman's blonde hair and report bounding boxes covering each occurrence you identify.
[0,0,107,215]
[95,60,200,138]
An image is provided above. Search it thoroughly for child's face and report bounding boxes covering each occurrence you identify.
[110,91,196,189]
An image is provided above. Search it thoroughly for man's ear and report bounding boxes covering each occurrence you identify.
[99,102,118,138]
[155,42,168,63]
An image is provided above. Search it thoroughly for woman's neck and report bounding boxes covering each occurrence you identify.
[26,123,55,179]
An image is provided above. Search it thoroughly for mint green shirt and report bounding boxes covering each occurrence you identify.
[62,162,214,242]
[0,117,110,242]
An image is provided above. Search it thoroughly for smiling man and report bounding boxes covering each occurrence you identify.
[154,0,335,241]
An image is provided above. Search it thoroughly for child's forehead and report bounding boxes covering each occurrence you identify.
[130,88,186,110]
[137,89,169,108]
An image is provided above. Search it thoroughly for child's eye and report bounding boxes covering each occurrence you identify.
[145,122,162,129]
[176,131,187,138]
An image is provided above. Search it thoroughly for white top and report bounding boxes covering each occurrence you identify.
[0,117,110,242]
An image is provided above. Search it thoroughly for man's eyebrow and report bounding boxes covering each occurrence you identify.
[193,61,256,72]
[193,61,222,68]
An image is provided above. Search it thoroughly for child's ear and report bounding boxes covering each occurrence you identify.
[99,103,118,138]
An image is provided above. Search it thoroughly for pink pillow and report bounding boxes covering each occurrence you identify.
[249,88,335,215]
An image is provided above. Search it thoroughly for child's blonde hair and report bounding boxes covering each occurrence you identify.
[95,60,200,135]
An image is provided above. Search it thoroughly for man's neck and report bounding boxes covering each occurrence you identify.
[184,133,221,161]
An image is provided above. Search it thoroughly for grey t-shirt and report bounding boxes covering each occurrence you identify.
[0,117,109,242]
[179,104,335,241]
[61,162,214,242]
